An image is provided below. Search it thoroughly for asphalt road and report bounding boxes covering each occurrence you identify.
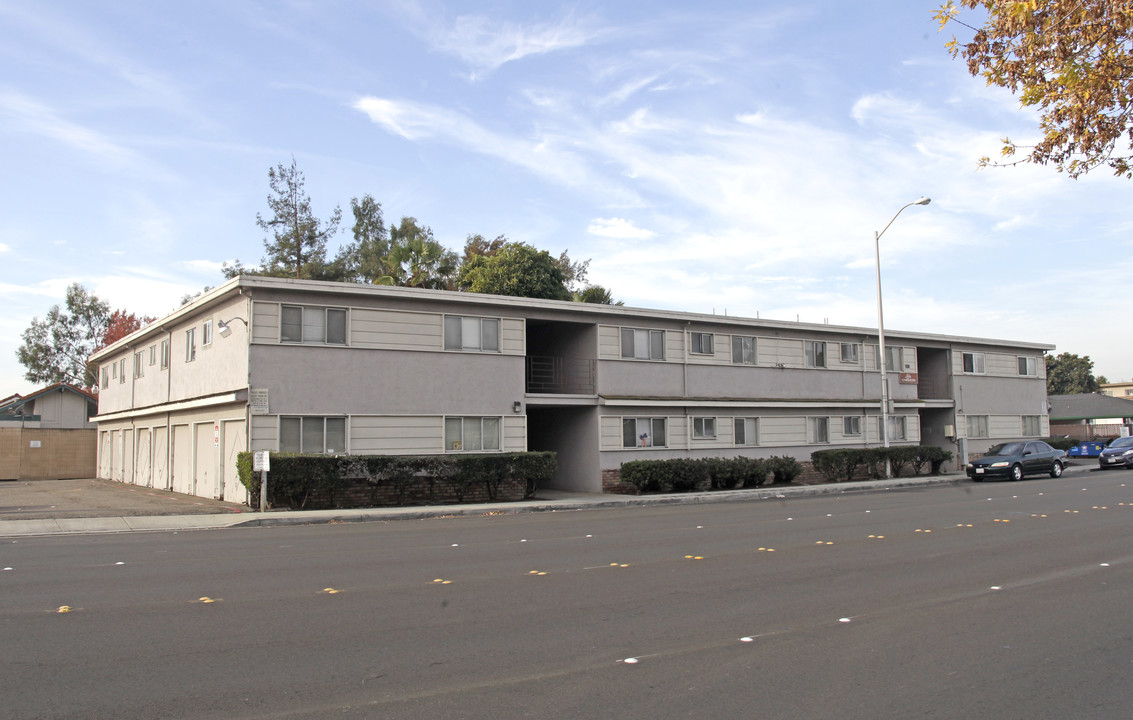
[3,465,1131,719]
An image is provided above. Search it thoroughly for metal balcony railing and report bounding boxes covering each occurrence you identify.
[525,356,596,395]
[917,375,950,400]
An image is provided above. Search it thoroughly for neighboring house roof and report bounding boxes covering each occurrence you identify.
[0,383,97,416]
[1048,394,1133,421]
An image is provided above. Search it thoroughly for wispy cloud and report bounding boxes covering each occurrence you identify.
[588,217,655,239]
[0,92,148,169]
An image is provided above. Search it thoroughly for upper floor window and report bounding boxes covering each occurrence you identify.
[444,316,499,352]
[202,319,213,346]
[282,305,347,345]
[962,352,985,374]
[444,416,501,452]
[133,351,144,379]
[734,417,758,446]
[118,358,126,383]
[160,339,170,370]
[622,417,667,448]
[732,336,756,365]
[805,341,827,368]
[692,417,716,439]
[843,416,861,436]
[101,366,110,389]
[1018,356,1038,376]
[840,343,859,363]
[809,416,829,443]
[279,416,346,454]
[185,328,197,363]
[690,332,714,355]
[621,328,664,361]
[967,415,989,438]
[148,345,156,366]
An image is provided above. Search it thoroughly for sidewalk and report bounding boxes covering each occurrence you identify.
[0,473,962,538]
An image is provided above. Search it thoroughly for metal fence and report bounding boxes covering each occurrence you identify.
[525,356,596,395]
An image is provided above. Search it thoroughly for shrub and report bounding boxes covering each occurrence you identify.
[886,446,920,477]
[810,449,863,482]
[619,457,769,494]
[1044,436,1077,451]
[767,456,803,484]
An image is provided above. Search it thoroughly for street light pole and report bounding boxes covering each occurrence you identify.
[875,197,930,478]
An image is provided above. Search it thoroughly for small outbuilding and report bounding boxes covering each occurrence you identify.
[0,383,98,480]
[1047,393,1133,441]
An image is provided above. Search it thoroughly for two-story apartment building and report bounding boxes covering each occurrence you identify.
[90,276,1054,504]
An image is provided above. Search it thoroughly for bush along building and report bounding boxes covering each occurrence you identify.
[89,276,1053,504]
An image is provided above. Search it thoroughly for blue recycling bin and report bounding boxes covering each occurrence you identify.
[1067,441,1105,457]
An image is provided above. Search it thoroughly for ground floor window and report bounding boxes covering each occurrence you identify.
[843,416,862,436]
[623,417,667,448]
[887,416,907,441]
[444,416,501,452]
[734,417,758,446]
[692,417,716,439]
[280,416,346,454]
[809,416,829,444]
[966,415,989,439]
[1022,415,1041,436]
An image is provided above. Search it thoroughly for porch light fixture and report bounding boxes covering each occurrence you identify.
[513,401,523,414]
[875,197,930,478]
[217,317,248,338]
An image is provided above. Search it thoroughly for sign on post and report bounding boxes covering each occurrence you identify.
[253,451,270,512]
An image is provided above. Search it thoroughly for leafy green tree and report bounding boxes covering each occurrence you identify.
[574,284,623,305]
[255,158,343,278]
[936,0,1133,178]
[17,283,110,389]
[1046,352,1100,395]
[462,233,508,265]
[457,241,573,300]
[387,217,459,289]
[345,194,395,284]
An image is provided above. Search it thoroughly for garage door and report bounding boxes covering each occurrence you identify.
[171,425,192,495]
[195,422,219,499]
[135,428,151,487]
[153,427,169,490]
[222,420,247,504]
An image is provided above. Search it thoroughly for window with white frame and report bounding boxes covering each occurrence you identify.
[444,416,501,452]
[805,341,827,368]
[692,417,717,439]
[622,417,667,448]
[1022,415,1041,436]
[690,332,714,355]
[734,417,758,446]
[962,352,985,374]
[281,305,348,345]
[118,358,126,383]
[1018,356,1038,376]
[101,366,109,389]
[444,316,500,352]
[843,416,861,436]
[202,319,213,346]
[133,351,144,379]
[160,339,170,370]
[111,362,117,379]
[279,416,347,454]
[732,335,756,365]
[809,416,829,443]
[185,328,197,363]
[620,328,665,361]
[887,416,907,441]
[148,345,156,366]
[887,346,902,371]
[966,415,989,438]
[840,343,859,363]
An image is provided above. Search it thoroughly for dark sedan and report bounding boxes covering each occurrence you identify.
[967,440,1066,481]
[1098,436,1133,469]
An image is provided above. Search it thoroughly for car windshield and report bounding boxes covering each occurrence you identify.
[1108,436,1133,448]
[987,442,1025,456]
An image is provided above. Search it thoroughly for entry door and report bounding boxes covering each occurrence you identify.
[222,420,247,504]
[122,430,134,485]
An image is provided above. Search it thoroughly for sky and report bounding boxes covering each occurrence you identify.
[2,0,1130,396]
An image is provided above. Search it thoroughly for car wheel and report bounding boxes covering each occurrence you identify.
[1050,461,1063,478]
[1010,464,1023,481]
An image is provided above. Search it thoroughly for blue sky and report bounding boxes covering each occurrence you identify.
[3,1,1130,395]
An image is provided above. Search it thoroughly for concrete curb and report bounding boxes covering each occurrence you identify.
[0,474,963,538]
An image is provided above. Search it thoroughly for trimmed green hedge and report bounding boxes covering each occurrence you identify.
[1044,437,1077,451]
[810,445,954,480]
[619,456,804,494]
[237,451,557,509]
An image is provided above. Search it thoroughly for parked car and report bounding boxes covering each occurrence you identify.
[967,441,1066,481]
[1098,436,1133,469]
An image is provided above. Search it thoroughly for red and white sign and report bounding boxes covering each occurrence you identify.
[899,372,918,385]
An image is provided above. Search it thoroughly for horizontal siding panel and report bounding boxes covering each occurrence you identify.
[351,309,442,351]
[599,415,622,450]
[985,353,1017,376]
[666,330,684,363]
[503,416,526,451]
[760,416,806,446]
[252,302,279,343]
[758,338,804,367]
[668,416,687,449]
[989,414,1019,437]
[907,414,921,443]
[349,415,443,454]
[597,326,621,360]
[501,318,525,356]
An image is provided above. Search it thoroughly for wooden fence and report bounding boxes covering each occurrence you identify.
[0,428,97,480]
